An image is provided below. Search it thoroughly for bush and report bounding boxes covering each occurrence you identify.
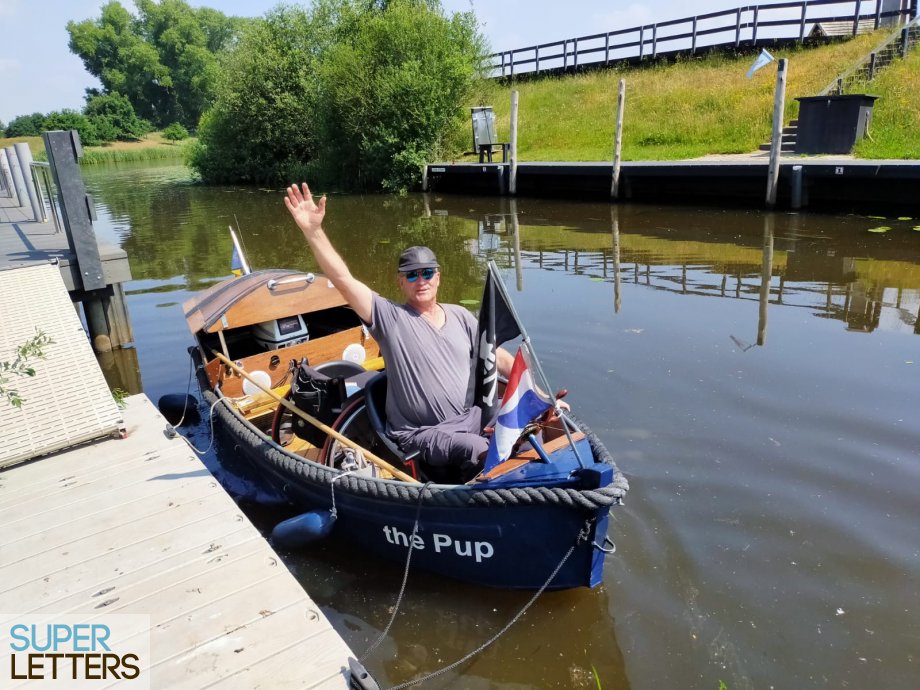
[42,110,101,146]
[84,92,149,140]
[192,0,486,191]
[162,122,190,141]
[5,113,46,138]
[316,0,485,192]
[190,5,325,184]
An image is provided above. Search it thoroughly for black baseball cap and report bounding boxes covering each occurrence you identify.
[398,246,440,272]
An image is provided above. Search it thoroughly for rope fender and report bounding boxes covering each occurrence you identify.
[203,386,629,512]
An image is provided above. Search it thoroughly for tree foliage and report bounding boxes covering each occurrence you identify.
[5,113,47,138]
[84,92,152,140]
[162,122,189,141]
[191,0,486,191]
[67,0,246,128]
[189,5,328,184]
[317,0,484,191]
[43,110,101,146]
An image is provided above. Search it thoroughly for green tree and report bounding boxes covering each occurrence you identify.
[84,92,151,140]
[190,5,329,184]
[5,113,46,137]
[162,122,189,141]
[43,110,101,146]
[67,0,245,128]
[316,0,485,191]
[191,0,486,191]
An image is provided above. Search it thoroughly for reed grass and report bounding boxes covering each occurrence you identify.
[0,132,193,164]
[79,141,193,165]
[444,31,917,162]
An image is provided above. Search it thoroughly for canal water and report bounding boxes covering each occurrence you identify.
[83,162,919,690]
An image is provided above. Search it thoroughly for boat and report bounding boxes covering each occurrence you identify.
[179,262,628,590]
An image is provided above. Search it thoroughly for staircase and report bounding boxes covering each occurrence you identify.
[820,17,920,95]
[760,16,920,154]
[759,119,798,153]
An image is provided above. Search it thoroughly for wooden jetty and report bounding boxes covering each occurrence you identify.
[425,157,920,212]
[1,133,134,353]
[0,255,354,686]
[0,395,355,688]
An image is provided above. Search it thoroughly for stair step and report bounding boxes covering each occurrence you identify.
[758,143,797,152]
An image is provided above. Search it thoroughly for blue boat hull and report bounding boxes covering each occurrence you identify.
[199,378,625,590]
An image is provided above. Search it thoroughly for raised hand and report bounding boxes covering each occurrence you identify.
[284,182,326,237]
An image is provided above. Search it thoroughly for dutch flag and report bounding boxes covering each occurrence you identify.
[482,347,553,473]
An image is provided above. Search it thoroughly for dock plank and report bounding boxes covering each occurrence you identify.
[0,394,353,688]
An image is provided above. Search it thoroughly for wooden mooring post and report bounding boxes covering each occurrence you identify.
[509,90,520,195]
[42,129,135,352]
[766,58,788,208]
[611,79,626,200]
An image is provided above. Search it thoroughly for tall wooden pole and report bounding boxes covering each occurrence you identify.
[611,79,626,199]
[509,90,519,196]
[765,58,787,208]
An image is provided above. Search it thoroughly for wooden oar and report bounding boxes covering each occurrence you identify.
[212,352,419,484]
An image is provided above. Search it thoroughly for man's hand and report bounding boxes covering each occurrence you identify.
[284,183,326,237]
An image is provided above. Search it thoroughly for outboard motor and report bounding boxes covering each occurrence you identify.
[289,361,350,447]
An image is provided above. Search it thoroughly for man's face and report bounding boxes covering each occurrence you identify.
[399,267,440,309]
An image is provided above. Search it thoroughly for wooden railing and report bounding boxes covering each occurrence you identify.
[489,0,919,78]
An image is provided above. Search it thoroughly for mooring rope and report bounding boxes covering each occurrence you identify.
[359,482,433,663]
[380,518,593,690]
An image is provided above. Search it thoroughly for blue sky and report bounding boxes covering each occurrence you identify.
[0,0,742,124]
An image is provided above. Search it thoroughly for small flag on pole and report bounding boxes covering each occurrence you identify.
[472,262,524,422]
[231,245,244,277]
[482,346,553,474]
[746,49,775,79]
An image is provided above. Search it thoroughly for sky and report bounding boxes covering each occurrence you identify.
[0,0,745,125]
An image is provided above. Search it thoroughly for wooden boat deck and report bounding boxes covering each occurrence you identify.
[0,394,354,689]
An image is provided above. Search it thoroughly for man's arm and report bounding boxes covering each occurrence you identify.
[284,183,373,323]
[496,346,514,379]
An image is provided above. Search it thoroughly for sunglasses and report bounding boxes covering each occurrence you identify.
[402,267,437,282]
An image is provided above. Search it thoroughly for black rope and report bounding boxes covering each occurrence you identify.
[173,354,196,428]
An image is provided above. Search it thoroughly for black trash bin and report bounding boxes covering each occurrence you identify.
[795,94,879,155]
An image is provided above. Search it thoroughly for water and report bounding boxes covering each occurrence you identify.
[82,162,920,690]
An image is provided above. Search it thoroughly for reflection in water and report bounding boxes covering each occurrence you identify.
[757,213,774,347]
[81,163,920,690]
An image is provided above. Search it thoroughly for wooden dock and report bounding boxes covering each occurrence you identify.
[426,157,920,212]
[0,394,354,688]
[0,189,130,294]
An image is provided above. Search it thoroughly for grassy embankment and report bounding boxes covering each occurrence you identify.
[0,132,193,164]
[444,29,920,162]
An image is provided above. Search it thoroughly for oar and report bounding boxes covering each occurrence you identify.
[212,352,419,484]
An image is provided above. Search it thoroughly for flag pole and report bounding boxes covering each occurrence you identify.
[229,226,251,275]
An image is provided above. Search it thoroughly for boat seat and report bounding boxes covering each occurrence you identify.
[314,359,367,378]
[363,372,422,479]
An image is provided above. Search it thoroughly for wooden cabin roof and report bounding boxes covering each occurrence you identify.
[182,270,349,334]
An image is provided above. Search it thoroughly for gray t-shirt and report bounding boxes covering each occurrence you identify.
[367,293,477,441]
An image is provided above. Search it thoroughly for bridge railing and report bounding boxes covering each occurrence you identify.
[489,0,919,78]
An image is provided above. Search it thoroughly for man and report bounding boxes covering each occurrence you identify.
[284,182,514,478]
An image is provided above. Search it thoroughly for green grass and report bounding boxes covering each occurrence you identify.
[852,48,920,158]
[0,132,193,164]
[78,140,193,165]
[443,31,920,161]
